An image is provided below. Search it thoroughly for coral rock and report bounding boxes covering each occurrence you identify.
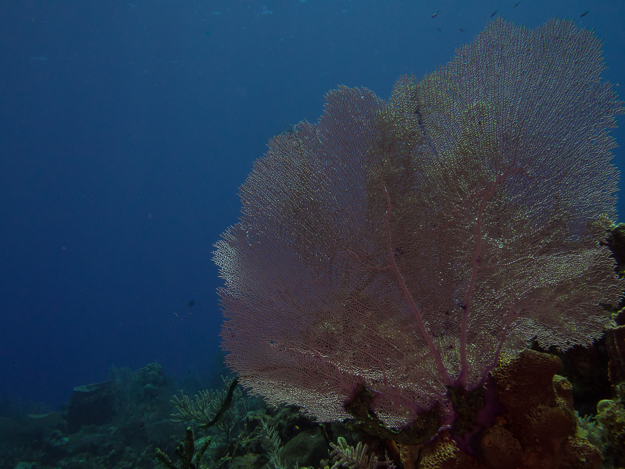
[486,350,601,469]
[479,424,523,469]
[418,431,486,469]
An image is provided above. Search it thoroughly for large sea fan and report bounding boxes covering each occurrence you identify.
[213,18,624,432]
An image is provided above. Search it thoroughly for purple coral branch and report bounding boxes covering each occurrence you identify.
[380,178,453,387]
[457,168,513,387]
[478,308,520,386]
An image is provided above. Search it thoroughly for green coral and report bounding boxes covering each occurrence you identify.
[328,436,395,469]
[170,375,247,439]
[257,417,288,469]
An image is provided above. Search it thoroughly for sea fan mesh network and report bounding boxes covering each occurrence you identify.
[214,18,624,428]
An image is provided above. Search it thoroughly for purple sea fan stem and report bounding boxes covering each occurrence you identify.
[478,308,520,387]
[380,179,453,387]
[457,167,512,387]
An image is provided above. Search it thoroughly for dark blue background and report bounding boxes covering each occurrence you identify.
[1,0,624,408]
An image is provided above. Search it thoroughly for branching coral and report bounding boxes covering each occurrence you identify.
[170,376,248,439]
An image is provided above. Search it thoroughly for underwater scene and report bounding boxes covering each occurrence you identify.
[1,1,625,468]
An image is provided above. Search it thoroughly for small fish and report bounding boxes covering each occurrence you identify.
[127,3,137,7]
[431,10,439,18]
[580,10,590,17]
[460,28,466,32]
[188,300,195,307]
[212,11,222,15]
[173,312,179,317]
[260,10,273,15]
[437,27,442,32]
[513,2,520,8]
[491,9,498,17]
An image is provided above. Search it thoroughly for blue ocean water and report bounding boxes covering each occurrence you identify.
[0,0,623,411]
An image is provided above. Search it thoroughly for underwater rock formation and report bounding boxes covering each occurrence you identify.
[214,17,623,439]
[595,381,625,467]
[486,350,601,469]
[412,350,601,469]
[65,381,115,434]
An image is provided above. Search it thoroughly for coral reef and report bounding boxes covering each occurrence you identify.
[396,350,602,469]
[4,352,625,469]
[0,363,178,469]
